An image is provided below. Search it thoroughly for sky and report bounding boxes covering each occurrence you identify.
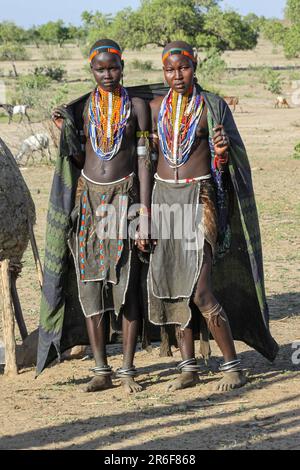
[0,0,287,28]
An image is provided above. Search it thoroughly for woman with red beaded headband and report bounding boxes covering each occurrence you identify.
[148,40,277,392]
[49,39,152,394]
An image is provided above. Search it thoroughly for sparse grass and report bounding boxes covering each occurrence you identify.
[130,59,154,71]
[225,76,248,87]
[1,37,300,450]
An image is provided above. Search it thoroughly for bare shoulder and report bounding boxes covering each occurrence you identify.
[150,96,164,118]
[131,96,149,114]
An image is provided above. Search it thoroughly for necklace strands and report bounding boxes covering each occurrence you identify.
[158,85,204,182]
[88,85,131,160]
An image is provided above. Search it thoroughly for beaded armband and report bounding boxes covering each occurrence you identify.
[136,131,150,139]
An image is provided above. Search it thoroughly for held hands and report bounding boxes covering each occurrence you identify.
[212,124,230,171]
[135,213,157,253]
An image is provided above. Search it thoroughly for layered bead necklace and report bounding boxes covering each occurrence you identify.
[158,85,204,181]
[88,85,131,160]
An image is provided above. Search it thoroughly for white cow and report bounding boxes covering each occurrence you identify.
[16,133,51,165]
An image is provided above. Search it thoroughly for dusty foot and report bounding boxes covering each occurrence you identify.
[120,377,143,394]
[215,370,247,392]
[84,375,113,392]
[166,372,199,392]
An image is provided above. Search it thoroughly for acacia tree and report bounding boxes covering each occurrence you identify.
[0,43,29,77]
[87,0,257,51]
[262,20,288,46]
[134,0,201,47]
[26,26,42,48]
[284,0,300,58]
[285,0,300,23]
[198,7,258,50]
[81,10,112,46]
[38,21,69,47]
[0,21,25,44]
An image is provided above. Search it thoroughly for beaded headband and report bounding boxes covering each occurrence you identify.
[89,45,122,63]
[162,48,196,64]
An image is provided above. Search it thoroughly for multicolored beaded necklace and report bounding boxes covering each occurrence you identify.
[88,85,131,160]
[158,85,204,181]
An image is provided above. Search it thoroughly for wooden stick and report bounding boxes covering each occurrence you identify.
[0,259,18,376]
[28,221,43,289]
[10,274,28,340]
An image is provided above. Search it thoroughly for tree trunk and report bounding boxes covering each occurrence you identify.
[0,260,18,376]
[11,274,28,341]
[28,221,43,289]
[11,62,18,78]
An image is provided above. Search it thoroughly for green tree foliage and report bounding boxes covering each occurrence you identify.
[110,8,144,49]
[266,71,283,95]
[292,142,300,159]
[38,20,69,47]
[243,13,266,34]
[67,25,85,46]
[198,7,258,50]
[0,21,25,44]
[0,43,29,77]
[197,48,226,84]
[262,20,288,46]
[81,10,112,47]
[82,0,257,52]
[284,23,300,58]
[285,0,300,24]
[33,65,66,82]
[26,26,41,48]
[280,0,300,58]
[0,1,259,55]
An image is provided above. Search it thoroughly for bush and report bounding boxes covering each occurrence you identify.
[33,65,66,82]
[292,142,300,159]
[0,43,29,61]
[13,74,51,106]
[197,48,226,84]
[41,45,69,61]
[18,74,50,90]
[266,73,283,95]
[257,66,275,85]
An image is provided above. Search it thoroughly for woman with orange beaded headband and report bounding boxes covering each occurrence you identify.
[50,38,152,395]
[148,40,277,394]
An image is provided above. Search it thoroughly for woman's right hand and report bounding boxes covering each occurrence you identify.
[51,107,65,130]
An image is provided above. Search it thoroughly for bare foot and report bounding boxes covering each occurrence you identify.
[120,377,143,394]
[84,375,113,392]
[166,372,199,392]
[215,371,247,392]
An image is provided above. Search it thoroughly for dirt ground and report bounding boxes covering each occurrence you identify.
[0,38,300,450]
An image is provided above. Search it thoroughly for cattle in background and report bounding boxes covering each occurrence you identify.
[16,133,51,165]
[274,96,290,108]
[223,96,242,113]
[0,104,31,124]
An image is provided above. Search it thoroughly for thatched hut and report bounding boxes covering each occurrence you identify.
[0,137,36,375]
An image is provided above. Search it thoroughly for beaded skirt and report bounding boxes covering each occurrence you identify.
[68,173,138,318]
